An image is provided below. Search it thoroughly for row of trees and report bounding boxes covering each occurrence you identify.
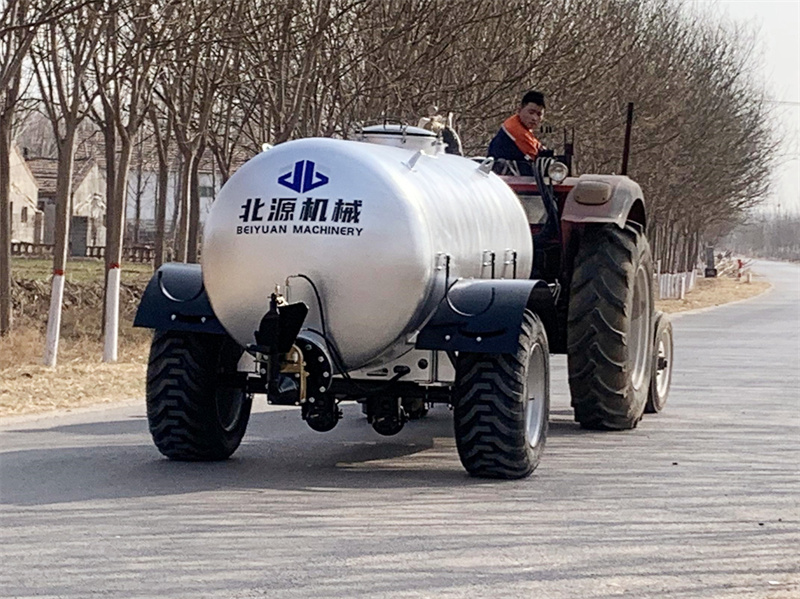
[724,211,800,262]
[1,0,776,363]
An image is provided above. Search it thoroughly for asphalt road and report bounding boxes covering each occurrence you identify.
[1,261,798,599]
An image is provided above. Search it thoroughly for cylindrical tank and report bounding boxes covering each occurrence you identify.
[202,137,533,369]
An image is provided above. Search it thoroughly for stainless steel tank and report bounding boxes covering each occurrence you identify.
[202,137,533,369]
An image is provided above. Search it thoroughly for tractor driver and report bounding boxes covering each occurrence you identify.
[487,90,546,165]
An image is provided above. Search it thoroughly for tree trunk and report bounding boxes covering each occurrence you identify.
[187,143,204,263]
[102,138,133,363]
[154,152,169,269]
[174,151,192,262]
[169,153,182,256]
[43,126,78,367]
[133,134,144,245]
[150,109,171,269]
[0,107,12,336]
[100,117,116,337]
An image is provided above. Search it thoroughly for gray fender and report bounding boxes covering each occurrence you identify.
[133,263,226,334]
[561,174,646,230]
[416,279,556,354]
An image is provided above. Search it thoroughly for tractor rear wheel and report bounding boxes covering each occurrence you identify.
[146,331,252,461]
[453,311,549,479]
[567,224,654,430]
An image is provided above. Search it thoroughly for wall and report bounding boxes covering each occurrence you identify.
[9,144,41,243]
[72,163,107,247]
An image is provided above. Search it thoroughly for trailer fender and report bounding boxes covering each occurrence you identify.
[416,279,556,354]
[133,263,226,334]
[561,174,646,231]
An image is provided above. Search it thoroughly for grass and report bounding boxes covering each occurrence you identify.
[1,256,153,416]
[0,325,149,416]
[11,256,153,286]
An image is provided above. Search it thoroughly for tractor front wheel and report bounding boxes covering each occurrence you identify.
[645,311,674,413]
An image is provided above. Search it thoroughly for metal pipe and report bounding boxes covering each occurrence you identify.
[621,102,634,176]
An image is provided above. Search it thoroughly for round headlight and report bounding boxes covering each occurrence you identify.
[548,161,569,183]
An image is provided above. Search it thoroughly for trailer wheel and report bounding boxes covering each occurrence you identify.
[645,311,673,413]
[146,331,252,461]
[567,224,654,430]
[453,311,549,479]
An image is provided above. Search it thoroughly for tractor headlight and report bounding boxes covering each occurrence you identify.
[548,161,569,183]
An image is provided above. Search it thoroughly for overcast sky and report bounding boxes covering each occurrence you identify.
[694,0,800,213]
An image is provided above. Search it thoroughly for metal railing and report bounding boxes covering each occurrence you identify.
[11,242,155,263]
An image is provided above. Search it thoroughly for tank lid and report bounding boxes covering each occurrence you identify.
[362,123,436,138]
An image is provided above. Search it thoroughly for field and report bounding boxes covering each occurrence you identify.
[1,258,153,416]
[0,257,770,417]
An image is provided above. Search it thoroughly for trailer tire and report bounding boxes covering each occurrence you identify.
[645,311,673,413]
[453,311,549,479]
[568,224,654,430]
[146,331,252,461]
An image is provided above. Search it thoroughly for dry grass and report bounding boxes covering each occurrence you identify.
[0,265,773,419]
[0,318,150,417]
[656,272,771,314]
[1,257,152,417]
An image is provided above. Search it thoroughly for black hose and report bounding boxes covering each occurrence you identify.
[289,274,352,380]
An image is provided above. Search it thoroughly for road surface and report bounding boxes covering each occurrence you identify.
[1,261,798,598]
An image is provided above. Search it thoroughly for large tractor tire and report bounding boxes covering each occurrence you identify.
[453,311,549,479]
[146,331,252,461]
[567,224,654,430]
[645,311,674,413]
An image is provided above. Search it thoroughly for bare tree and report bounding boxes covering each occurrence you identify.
[90,0,177,362]
[149,103,172,268]
[30,1,105,366]
[0,0,66,336]
[6,0,778,352]
[156,0,245,263]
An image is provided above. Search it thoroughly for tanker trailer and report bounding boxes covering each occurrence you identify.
[134,128,558,479]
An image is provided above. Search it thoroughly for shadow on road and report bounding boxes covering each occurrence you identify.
[1,405,589,506]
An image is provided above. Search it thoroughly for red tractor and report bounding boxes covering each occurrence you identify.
[493,150,673,428]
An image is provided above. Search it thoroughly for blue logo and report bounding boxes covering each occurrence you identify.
[278,160,329,193]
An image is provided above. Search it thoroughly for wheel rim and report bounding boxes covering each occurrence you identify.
[525,342,547,448]
[630,264,651,391]
[216,388,245,432]
[655,327,672,399]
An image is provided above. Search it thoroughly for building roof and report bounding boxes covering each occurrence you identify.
[18,123,252,183]
[25,156,99,199]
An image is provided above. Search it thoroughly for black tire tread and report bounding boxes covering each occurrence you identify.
[146,331,251,461]
[453,312,548,479]
[645,311,673,414]
[567,225,653,430]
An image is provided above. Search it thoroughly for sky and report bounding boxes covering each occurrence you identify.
[694,0,800,214]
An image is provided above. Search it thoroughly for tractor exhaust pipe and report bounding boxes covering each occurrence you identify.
[621,102,634,176]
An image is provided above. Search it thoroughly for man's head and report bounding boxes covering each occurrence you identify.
[518,90,545,131]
